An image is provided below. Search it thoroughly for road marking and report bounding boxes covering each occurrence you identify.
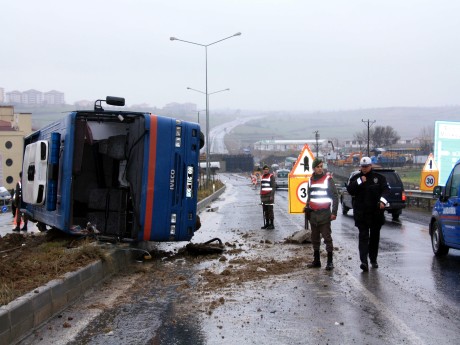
[344,272,426,345]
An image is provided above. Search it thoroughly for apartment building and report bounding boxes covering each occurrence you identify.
[21,89,44,105]
[44,90,65,105]
[5,89,65,105]
[0,106,33,190]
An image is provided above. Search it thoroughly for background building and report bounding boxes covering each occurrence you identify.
[5,89,65,105]
[0,106,33,190]
[253,139,325,152]
[44,90,65,105]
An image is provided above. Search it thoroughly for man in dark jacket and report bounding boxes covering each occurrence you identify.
[346,157,390,271]
[305,158,339,270]
[260,165,276,229]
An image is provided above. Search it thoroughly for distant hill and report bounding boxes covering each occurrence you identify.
[236,106,460,141]
[9,104,460,143]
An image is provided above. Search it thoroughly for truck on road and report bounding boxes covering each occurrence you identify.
[21,96,203,242]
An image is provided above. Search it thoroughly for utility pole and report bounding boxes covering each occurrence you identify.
[361,119,375,157]
[314,130,320,157]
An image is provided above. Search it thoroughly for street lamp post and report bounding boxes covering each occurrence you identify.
[170,32,241,186]
[188,87,230,157]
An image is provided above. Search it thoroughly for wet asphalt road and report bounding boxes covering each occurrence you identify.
[20,173,460,345]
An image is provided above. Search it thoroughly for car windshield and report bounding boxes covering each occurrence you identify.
[277,171,288,178]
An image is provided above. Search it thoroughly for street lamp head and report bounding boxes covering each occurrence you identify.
[234,32,242,36]
[170,37,177,41]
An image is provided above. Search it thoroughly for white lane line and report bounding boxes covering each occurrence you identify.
[344,272,426,345]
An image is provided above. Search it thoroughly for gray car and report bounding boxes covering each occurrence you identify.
[275,169,289,189]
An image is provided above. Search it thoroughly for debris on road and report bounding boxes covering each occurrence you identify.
[284,229,312,244]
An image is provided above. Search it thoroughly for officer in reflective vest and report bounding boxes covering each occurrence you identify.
[305,158,338,270]
[260,165,276,229]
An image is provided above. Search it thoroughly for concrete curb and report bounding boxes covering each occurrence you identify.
[0,187,226,345]
[0,248,134,345]
[197,186,226,213]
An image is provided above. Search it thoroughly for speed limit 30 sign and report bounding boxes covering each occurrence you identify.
[424,174,436,188]
[296,181,309,205]
[420,154,439,192]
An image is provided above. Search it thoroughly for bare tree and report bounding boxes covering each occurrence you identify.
[353,129,370,145]
[372,126,400,147]
[419,125,434,154]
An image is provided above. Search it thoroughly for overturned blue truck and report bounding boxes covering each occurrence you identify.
[21,96,204,242]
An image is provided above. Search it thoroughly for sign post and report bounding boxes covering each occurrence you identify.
[419,153,439,192]
[288,144,315,214]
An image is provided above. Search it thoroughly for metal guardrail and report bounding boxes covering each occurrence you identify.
[405,189,436,210]
[405,190,434,199]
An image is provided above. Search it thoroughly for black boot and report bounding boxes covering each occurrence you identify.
[325,252,334,270]
[266,219,274,230]
[307,250,321,268]
[261,219,269,229]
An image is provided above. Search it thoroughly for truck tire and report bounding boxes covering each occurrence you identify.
[431,220,449,256]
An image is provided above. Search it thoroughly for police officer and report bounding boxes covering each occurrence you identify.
[260,165,275,229]
[346,157,390,271]
[305,158,338,270]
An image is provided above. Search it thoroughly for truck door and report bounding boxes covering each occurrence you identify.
[440,163,460,246]
[22,140,48,205]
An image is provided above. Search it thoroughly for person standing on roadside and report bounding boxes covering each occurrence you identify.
[260,165,276,230]
[346,157,390,272]
[305,158,339,270]
[12,171,28,232]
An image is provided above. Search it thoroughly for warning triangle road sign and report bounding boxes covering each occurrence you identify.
[290,144,315,176]
[422,153,439,172]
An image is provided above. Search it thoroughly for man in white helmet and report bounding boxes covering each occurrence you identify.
[346,157,390,272]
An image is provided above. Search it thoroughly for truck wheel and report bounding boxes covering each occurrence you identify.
[431,220,449,256]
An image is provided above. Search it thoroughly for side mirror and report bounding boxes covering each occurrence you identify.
[433,185,442,198]
[106,96,125,107]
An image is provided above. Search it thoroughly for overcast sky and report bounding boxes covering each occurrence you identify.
[2,0,459,111]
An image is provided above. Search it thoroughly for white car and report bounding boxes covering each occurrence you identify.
[0,186,12,201]
[275,169,289,189]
